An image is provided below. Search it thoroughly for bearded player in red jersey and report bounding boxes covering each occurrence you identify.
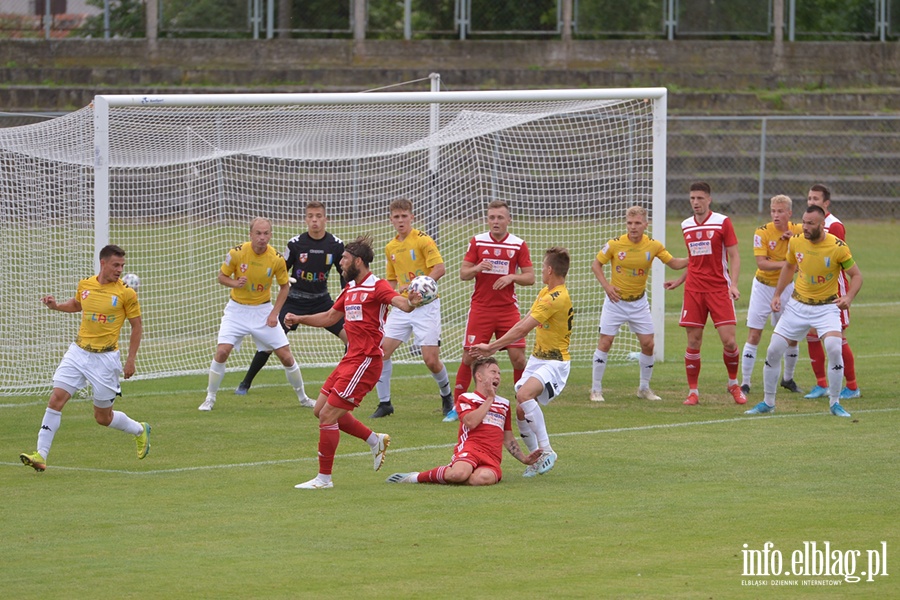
[285,236,424,490]
[664,182,747,406]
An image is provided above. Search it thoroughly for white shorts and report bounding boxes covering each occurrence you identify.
[383,298,442,346]
[515,356,571,406]
[217,300,290,352]
[53,343,122,407]
[772,298,841,342]
[598,295,654,336]
[746,278,794,330]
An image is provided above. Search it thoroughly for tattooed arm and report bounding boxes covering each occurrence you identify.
[504,431,542,465]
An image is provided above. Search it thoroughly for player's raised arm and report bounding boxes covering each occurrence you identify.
[286,308,343,329]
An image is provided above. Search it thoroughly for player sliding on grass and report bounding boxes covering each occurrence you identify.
[386,356,541,486]
[20,244,150,472]
[285,236,424,490]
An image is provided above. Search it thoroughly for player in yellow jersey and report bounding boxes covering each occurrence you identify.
[740,195,805,396]
[472,247,572,477]
[371,198,453,420]
[590,206,687,402]
[20,245,149,472]
[199,217,311,411]
[745,205,863,418]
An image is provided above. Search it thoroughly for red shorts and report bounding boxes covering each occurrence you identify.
[321,354,383,409]
[679,289,737,328]
[450,444,503,482]
[463,306,526,349]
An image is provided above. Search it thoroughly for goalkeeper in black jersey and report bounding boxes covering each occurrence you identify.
[236,201,347,395]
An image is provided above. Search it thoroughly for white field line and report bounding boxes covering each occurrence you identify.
[2,408,895,476]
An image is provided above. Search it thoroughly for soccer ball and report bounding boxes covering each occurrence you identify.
[122,273,141,290]
[408,275,437,306]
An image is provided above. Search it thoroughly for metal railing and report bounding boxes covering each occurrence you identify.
[0,0,895,41]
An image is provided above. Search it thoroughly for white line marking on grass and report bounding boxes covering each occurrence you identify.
[3,408,896,475]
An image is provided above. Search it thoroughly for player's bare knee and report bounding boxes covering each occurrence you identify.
[468,471,498,486]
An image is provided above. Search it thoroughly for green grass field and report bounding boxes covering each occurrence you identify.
[2,218,897,599]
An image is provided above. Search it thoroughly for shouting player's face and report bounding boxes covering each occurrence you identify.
[487,207,511,240]
[625,215,648,243]
[770,202,792,230]
[475,362,502,393]
[802,212,825,242]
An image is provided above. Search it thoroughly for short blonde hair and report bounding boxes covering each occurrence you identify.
[389,198,413,214]
[770,194,792,210]
[625,205,648,220]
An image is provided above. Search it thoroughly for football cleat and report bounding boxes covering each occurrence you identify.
[441,393,454,417]
[372,433,390,471]
[780,379,803,394]
[537,450,558,475]
[386,472,418,484]
[839,386,861,400]
[589,390,605,402]
[830,403,852,418]
[740,383,751,395]
[442,409,459,423]
[198,397,215,411]
[298,396,316,408]
[728,384,748,405]
[636,388,661,401]
[522,463,539,478]
[370,402,394,419]
[135,422,151,459]
[683,392,699,406]
[744,401,775,415]
[20,451,46,472]
[294,477,333,490]
[234,382,250,395]
[804,385,828,399]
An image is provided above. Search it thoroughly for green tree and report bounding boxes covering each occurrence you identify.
[83,0,145,38]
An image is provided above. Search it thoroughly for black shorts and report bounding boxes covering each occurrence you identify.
[279,296,345,337]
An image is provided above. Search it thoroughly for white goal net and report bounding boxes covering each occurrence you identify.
[0,88,666,396]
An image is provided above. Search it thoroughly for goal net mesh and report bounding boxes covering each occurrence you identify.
[0,94,660,395]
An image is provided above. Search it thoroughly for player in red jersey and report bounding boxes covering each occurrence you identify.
[285,236,424,490]
[385,357,541,486]
[804,184,860,400]
[664,182,747,406]
[448,200,535,422]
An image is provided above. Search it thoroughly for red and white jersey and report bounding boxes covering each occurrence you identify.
[332,273,399,358]
[680,211,738,292]
[824,213,846,242]
[463,232,532,309]
[824,212,849,296]
[454,390,513,464]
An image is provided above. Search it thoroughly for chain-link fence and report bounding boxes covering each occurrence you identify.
[1,0,897,40]
[666,116,900,218]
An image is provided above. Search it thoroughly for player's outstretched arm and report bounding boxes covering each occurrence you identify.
[666,257,689,270]
[41,295,81,313]
[472,315,540,357]
[504,431,541,465]
[286,309,342,329]
[391,290,422,313]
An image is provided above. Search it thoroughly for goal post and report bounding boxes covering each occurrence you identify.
[2,87,667,396]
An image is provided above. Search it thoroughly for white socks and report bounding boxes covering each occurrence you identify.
[591,349,608,392]
[37,407,62,458]
[763,335,789,406]
[824,336,844,405]
[109,410,144,436]
[375,358,393,403]
[638,352,654,389]
[207,359,226,398]
[285,362,307,400]
[432,366,452,397]
[520,399,551,453]
[741,342,757,386]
